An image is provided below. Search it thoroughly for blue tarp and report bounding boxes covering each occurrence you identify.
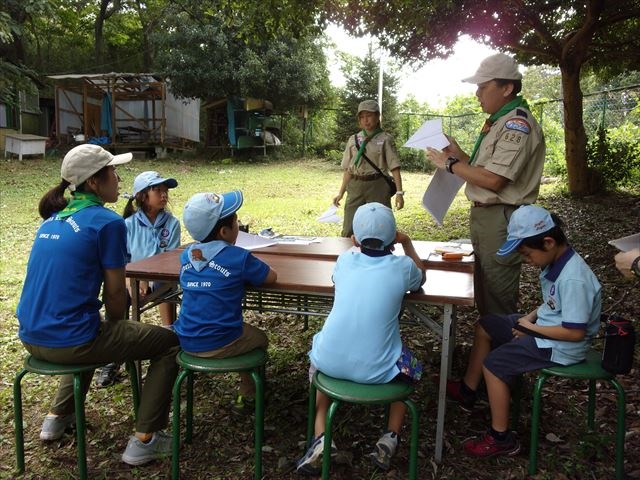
[101,93,112,137]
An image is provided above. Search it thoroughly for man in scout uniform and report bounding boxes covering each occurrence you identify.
[333,99,405,238]
[426,53,546,316]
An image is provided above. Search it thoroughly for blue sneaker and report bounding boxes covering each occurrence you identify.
[296,433,338,476]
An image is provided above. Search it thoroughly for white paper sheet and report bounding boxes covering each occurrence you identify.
[235,230,277,250]
[404,118,450,150]
[421,169,466,225]
[608,232,640,252]
[317,204,341,223]
[276,236,320,245]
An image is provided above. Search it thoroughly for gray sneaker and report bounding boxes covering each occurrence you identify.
[369,431,398,471]
[40,413,75,441]
[121,431,172,466]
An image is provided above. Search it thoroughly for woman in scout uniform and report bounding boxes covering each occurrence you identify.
[16,144,179,466]
[333,99,405,237]
[426,53,546,317]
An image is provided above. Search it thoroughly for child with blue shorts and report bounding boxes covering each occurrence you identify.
[296,202,426,475]
[447,205,601,457]
[174,191,277,411]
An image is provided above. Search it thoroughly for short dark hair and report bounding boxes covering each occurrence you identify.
[360,238,384,250]
[494,78,522,96]
[202,213,237,243]
[520,213,567,251]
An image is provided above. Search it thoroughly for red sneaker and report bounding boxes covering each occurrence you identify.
[462,431,521,458]
[446,380,476,412]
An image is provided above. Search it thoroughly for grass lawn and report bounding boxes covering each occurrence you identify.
[0,154,638,479]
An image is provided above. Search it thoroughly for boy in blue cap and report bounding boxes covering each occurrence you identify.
[175,191,277,411]
[449,205,601,457]
[296,202,426,475]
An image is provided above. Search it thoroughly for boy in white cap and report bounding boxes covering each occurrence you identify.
[450,205,601,457]
[333,99,405,238]
[296,202,426,475]
[425,53,546,319]
[175,191,277,412]
[16,144,180,466]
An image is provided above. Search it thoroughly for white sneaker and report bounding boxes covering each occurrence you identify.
[121,431,172,466]
[369,431,398,470]
[295,433,338,475]
[39,413,75,441]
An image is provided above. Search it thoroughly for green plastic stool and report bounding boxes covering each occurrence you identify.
[529,349,626,479]
[171,349,266,480]
[306,371,419,480]
[13,355,140,480]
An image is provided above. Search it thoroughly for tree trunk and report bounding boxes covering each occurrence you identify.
[94,0,109,67]
[560,65,592,196]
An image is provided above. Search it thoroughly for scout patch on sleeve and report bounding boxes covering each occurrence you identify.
[505,118,531,134]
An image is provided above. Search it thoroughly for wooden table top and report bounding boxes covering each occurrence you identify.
[126,248,474,306]
[249,238,474,273]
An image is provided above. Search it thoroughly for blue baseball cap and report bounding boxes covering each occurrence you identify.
[497,205,555,256]
[133,171,178,196]
[183,191,243,241]
[352,202,396,249]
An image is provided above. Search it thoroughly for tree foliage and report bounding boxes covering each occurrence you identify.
[335,46,400,142]
[324,0,640,196]
[152,7,331,110]
[0,0,53,104]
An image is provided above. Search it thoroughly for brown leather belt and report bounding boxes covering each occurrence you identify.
[351,173,383,181]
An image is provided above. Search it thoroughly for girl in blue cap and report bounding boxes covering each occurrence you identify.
[96,170,181,387]
[124,170,180,327]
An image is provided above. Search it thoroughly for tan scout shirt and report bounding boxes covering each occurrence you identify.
[341,131,401,175]
[465,107,545,205]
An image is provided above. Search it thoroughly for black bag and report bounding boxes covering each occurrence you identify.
[354,133,397,197]
[601,314,636,374]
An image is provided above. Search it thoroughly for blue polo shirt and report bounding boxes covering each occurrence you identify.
[17,206,128,348]
[175,241,271,352]
[535,247,602,364]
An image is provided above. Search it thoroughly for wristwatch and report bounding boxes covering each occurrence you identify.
[445,156,460,174]
[632,256,640,278]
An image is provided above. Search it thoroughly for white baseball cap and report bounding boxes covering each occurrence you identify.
[133,171,178,196]
[61,144,132,191]
[353,202,396,249]
[462,53,522,84]
[183,191,243,242]
[497,205,556,256]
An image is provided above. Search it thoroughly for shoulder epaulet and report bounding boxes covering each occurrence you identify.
[516,108,528,118]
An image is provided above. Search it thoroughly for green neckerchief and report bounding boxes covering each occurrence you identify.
[57,191,104,218]
[468,96,530,165]
[353,127,383,167]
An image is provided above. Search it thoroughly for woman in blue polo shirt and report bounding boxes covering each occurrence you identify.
[16,144,180,466]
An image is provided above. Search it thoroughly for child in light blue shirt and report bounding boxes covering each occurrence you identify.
[449,205,601,458]
[297,202,426,475]
[124,171,180,327]
[95,171,180,388]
